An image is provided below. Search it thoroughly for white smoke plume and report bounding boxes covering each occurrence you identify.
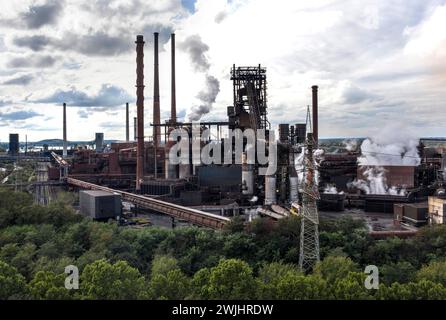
[323,184,344,194]
[349,166,407,195]
[343,139,358,152]
[350,125,419,195]
[178,35,210,72]
[180,34,220,121]
[189,75,220,121]
[295,147,324,190]
[357,125,420,166]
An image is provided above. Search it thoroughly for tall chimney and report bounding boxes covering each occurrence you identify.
[171,33,176,123]
[311,85,318,146]
[63,102,67,157]
[135,35,145,191]
[134,117,137,141]
[125,102,129,142]
[153,32,161,146]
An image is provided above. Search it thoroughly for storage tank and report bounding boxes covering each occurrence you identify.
[242,152,254,195]
[265,175,277,205]
[289,149,298,202]
[279,124,289,143]
[289,177,299,202]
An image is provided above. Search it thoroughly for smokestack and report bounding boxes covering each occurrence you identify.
[133,117,137,140]
[153,32,161,146]
[63,102,67,157]
[135,35,145,191]
[125,103,129,142]
[171,33,176,123]
[312,85,318,146]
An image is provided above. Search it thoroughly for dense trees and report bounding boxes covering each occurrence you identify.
[1,187,446,300]
[29,271,72,300]
[0,260,28,299]
[81,259,147,299]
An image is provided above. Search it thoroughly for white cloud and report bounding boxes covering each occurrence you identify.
[0,0,446,141]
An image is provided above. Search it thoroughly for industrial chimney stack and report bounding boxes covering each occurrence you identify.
[171,33,177,123]
[153,32,161,146]
[311,85,318,147]
[63,102,67,157]
[134,117,137,141]
[135,35,145,191]
[125,102,129,142]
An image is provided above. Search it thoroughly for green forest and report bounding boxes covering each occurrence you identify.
[1,187,446,300]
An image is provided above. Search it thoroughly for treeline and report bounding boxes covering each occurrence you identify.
[1,187,446,300]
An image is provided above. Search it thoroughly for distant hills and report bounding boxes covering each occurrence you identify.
[0,139,119,149]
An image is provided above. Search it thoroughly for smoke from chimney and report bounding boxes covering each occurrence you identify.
[189,75,220,121]
[179,34,220,121]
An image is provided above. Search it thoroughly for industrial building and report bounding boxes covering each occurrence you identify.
[79,190,122,220]
[5,31,442,250]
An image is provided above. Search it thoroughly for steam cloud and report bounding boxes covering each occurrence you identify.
[349,167,407,195]
[350,125,420,195]
[189,75,220,121]
[295,147,324,190]
[357,125,420,166]
[180,35,220,121]
[343,139,358,152]
[179,35,210,72]
[324,184,344,194]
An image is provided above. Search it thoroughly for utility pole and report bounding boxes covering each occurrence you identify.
[299,106,320,271]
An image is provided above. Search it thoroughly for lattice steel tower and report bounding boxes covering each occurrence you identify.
[299,107,320,271]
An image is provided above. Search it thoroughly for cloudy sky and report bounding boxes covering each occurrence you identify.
[1,0,446,142]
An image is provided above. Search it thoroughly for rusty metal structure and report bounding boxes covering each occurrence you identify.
[153,32,161,146]
[133,117,137,141]
[229,65,269,130]
[170,33,177,123]
[62,102,67,157]
[312,85,318,146]
[135,35,145,191]
[126,102,129,142]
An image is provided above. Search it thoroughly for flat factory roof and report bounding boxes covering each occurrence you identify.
[81,190,118,197]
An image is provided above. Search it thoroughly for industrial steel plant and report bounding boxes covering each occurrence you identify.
[1,0,446,305]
